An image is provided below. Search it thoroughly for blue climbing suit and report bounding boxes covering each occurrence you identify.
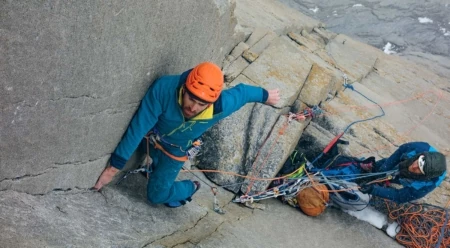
[318,142,446,203]
[110,69,268,204]
[370,142,446,203]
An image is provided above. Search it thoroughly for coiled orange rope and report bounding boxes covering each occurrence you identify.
[382,200,450,248]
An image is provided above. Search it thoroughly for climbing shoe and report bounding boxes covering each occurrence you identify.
[164,181,201,208]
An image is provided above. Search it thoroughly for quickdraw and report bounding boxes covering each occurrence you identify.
[186,139,203,160]
[287,106,323,124]
[303,105,323,118]
[233,178,310,203]
[211,187,225,214]
[116,167,152,185]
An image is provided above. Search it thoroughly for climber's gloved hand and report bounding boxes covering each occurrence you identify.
[92,165,119,191]
[359,184,374,194]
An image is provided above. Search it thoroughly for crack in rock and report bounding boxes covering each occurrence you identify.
[143,211,212,248]
[141,230,179,248]
[54,154,110,166]
[372,127,397,146]
[96,190,109,204]
[84,103,140,118]
[442,87,450,93]
[56,205,68,214]
[0,169,52,183]
[49,95,104,101]
[189,220,227,247]
[1,187,96,197]
[1,155,108,185]
[48,187,98,196]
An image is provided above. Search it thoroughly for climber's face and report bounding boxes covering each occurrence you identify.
[408,155,425,175]
[181,89,210,118]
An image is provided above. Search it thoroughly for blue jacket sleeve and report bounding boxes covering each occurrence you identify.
[370,184,436,203]
[110,82,163,170]
[219,83,267,116]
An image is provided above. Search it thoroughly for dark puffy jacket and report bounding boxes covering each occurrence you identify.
[371,142,446,203]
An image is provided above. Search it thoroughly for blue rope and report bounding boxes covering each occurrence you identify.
[310,153,323,166]
[341,82,385,134]
[310,82,385,167]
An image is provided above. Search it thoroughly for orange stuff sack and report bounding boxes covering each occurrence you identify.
[296,184,329,217]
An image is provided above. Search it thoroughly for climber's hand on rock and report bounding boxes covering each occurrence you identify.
[92,165,119,191]
[266,88,281,106]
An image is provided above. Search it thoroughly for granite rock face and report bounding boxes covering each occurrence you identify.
[1,0,241,194]
[1,0,448,247]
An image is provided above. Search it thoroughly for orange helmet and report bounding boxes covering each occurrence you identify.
[185,62,224,103]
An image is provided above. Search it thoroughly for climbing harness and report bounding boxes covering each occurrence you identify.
[146,129,203,161]
[115,130,214,210]
[147,132,188,162]
[116,130,204,184]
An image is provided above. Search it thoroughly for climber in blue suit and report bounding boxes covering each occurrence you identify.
[360,142,447,203]
[93,62,281,207]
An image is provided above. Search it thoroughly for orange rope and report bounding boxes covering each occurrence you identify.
[383,200,450,248]
[184,163,304,182]
[244,119,290,195]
